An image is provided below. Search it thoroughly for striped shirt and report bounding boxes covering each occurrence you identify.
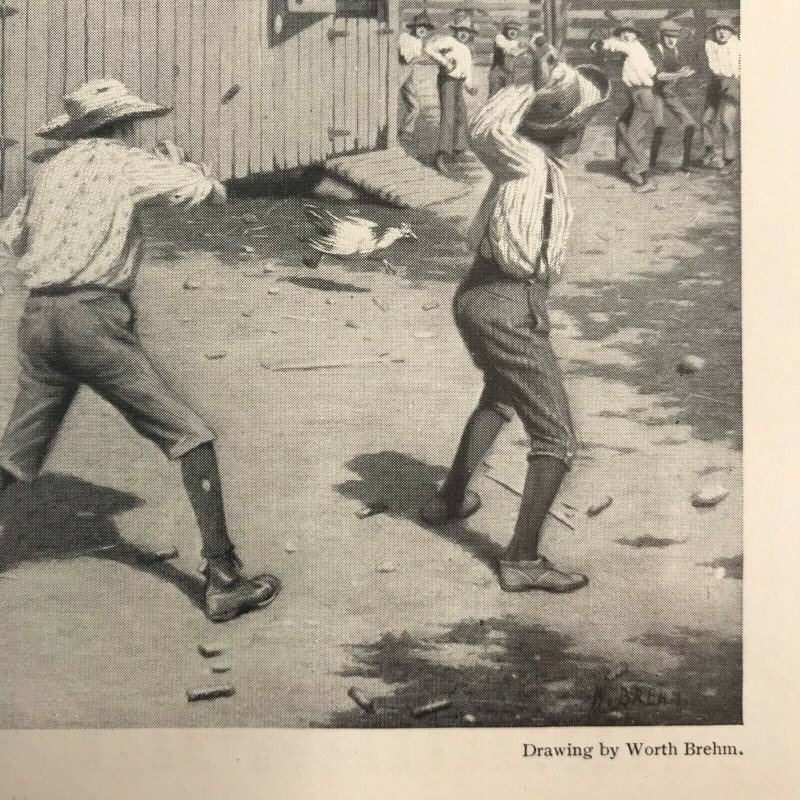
[602,38,657,88]
[706,36,740,79]
[468,83,572,281]
[0,138,223,291]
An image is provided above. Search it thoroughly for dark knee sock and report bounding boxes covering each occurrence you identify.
[650,127,665,168]
[0,468,16,495]
[440,406,506,507]
[503,455,568,562]
[683,125,696,164]
[180,443,234,560]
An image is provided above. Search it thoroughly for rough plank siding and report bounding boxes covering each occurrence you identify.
[0,0,398,210]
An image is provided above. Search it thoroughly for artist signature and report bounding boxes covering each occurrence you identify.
[590,668,682,712]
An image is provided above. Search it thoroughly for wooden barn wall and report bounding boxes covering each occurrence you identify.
[0,0,395,213]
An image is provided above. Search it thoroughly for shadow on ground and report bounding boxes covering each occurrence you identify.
[552,214,741,446]
[0,473,205,608]
[335,451,504,570]
[321,616,741,728]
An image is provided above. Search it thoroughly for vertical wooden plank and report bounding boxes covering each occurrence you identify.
[139,0,159,149]
[173,0,191,152]
[217,0,234,179]
[46,0,67,120]
[247,0,262,173]
[367,17,380,148]
[188,0,204,162]
[319,10,334,158]
[232,0,248,176]
[385,0,398,148]
[86,0,105,78]
[156,0,176,143]
[103,0,125,80]
[25,0,50,191]
[64,0,86,93]
[377,7,388,149]
[342,17,357,152]
[203,0,221,172]
[283,23,298,168]
[270,11,286,169]
[258,0,272,171]
[331,15,346,155]
[296,21,313,165]
[122,0,140,93]
[356,18,369,150]
[2,0,29,213]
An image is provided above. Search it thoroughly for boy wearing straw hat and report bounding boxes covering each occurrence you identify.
[425,9,480,174]
[0,79,280,623]
[591,19,657,191]
[488,18,525,97]
[398,12,436,139]
[420,40,610,593]
[650,18,698,173]
[702,17,740,174]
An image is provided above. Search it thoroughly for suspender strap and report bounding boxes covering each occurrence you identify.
[537,163,555,277]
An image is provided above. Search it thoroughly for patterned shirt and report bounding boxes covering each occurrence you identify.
[706,36,740,79]
[0,138,223,291]
[602,37,657,88]
[425,35,474,88]
[468,83,573,281]
[398,32,424,64]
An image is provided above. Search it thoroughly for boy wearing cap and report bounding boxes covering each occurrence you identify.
[420,41,610,593]
[650,19,697,173]
[0,79,280,623]
[425,9,479,174]
[702,17,740,173]
[398,12,435,139]
[592,20,657,191]
[488,18,525,97]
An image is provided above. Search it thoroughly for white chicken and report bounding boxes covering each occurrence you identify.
[303,205,416,271]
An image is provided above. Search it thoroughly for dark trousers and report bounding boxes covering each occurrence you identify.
[616,86,655,178]
[437,74,469,156]
[702,78,739,163]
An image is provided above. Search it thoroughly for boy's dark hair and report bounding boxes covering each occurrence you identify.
[84,117,136,139]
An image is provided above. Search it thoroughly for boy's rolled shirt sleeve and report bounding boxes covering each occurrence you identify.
[0,195,30,258]
[124,147,225,208]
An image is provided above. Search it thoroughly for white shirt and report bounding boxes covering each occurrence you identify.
[602,37,656,88]
[0,138,222,291]
[425,35,474,88]
[468,83,573,280]
[398,32,424,64]
[494,33,523,55]
[706,36,740,79]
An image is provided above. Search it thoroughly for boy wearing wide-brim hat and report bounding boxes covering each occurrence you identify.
[398,12,436,139]
[488,18,525,98]
[591,19,658,191]
[425,10,480,174]
[420,42,610,594]
[0,79,280,623]
[702,17,740,173]
[650,19,698,173]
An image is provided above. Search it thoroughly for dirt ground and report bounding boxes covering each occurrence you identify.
[0,76,741,728]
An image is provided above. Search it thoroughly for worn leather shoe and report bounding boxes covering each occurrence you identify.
[420,489,481,525]
[498,556,588,593]
[203,551,281,623]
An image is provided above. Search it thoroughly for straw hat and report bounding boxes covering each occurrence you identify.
[449,10,478,34]
[519,63,611,140]
[406,12,435,32]
[613,19,644,38]
[707,16,737,35]
[37,79,170,140]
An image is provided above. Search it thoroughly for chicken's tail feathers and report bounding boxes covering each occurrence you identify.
[303,204,338,235]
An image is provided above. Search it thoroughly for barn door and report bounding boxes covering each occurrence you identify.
[330,0,391,156]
